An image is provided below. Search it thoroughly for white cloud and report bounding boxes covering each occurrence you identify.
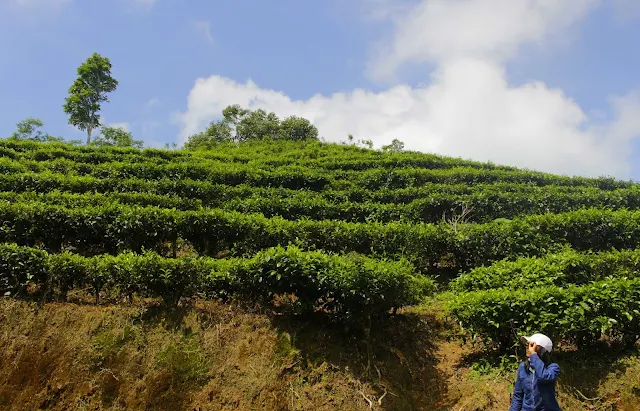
[193,20,214,44]
[175,0,640,179]
[174,70,640,178]
[366,0,601,82]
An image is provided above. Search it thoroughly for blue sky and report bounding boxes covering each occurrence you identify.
[1,0,640,179]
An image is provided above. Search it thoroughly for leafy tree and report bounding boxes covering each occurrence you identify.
[279,116,318,141]
[382,139,405,153]
[185,105,319,149]
[359,139,374,149]
[183,133,217,150]
[63,53,118,144]
[237,109,280,142]
[203,119,233,143]
[11,117,45,141]
[9,117,65,143]
[92,126,143,149]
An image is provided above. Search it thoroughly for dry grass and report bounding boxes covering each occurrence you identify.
[0,298,638,410]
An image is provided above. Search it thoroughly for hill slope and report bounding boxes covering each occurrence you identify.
[0,139,639,410]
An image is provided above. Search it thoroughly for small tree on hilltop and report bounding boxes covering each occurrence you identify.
[11,117,45,141]
[63,53,118,144]
[92,125,143,149]
[184,105,319,149]
[279,116,318,141]
[382,139,405,153]
[9,117,65,143]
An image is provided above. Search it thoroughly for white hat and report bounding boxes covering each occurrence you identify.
[521,333,553,353]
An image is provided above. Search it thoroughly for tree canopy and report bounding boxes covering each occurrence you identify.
[92,125,144,149]
[8,117,67,143]
[63,53,118,144]
[185,105,319,149]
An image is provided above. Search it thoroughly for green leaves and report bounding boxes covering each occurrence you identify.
[2,138,640,342]
[185,105,320,149]
[447,268,640,349]
[451,248,640,292]
[5,199,640,276]
[63,53,118,144]
[0,243,432,317]
[92,126,143,149]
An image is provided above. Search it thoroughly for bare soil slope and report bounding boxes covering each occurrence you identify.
[0,300,638,410]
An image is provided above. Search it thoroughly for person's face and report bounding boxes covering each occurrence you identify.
[526,341,537,358]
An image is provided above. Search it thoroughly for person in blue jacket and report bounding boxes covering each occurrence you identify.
[509,333,561,411]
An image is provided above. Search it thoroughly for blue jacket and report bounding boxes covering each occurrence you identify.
[508,353,561,411]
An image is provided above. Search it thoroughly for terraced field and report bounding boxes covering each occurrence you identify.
[1,138,639,410]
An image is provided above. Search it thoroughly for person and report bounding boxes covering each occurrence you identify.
[508,333,561,411]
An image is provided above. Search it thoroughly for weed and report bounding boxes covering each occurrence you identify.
[469,354,519,378]
[91,325,137,368]
[155,333,210,385]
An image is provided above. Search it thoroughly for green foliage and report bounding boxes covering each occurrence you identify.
[446,278,640,348]
[92,325,137,368]
[447,248,640,350]
[0,243,431,316]
[0,190,203,211]
[11,117,44,141]
[1,168,639,224]
[451,248,640,293]
[63,53,118,144]
[381,139,405,153]
[185,105,319,149]
[3,139,640,352]
[279,116,319,141]
[156,333,209,384]
[230,246,433,317]
[5,200,640,274]
[8,117,65,143]
[92,126,143,149]
[0,243,48,297]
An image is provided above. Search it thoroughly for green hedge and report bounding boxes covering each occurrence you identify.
[451,248,640,292]
[0,243,433,317]
[0,191,203,211]
[446,278,640,348]
[0,141,634,191]
[5,201,640,273]
[2,171,640,223]
[0,157,332,191]
[0,139,527,172]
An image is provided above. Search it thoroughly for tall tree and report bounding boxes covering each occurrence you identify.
[63,53,118,144]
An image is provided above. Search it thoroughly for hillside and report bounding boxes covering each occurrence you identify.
[0,139,639,410]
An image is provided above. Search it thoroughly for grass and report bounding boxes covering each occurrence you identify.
[0,298,637,410]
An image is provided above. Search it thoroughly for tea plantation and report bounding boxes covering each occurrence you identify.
[1,138,639,350]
